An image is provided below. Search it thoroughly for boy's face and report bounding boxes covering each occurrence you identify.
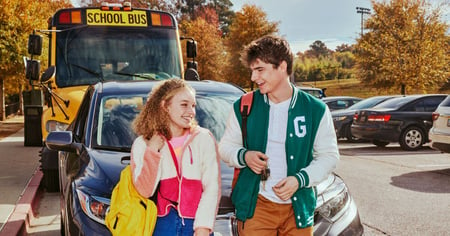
[249,58,288,95]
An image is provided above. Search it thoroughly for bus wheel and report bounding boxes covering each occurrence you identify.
[39,146,60,192]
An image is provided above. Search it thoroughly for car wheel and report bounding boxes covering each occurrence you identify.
[399,126,424,151]
[373,140,389,147]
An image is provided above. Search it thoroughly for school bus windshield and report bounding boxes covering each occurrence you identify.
[55,27,182,87]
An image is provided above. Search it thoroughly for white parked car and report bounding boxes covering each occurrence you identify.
[429,95,450,153]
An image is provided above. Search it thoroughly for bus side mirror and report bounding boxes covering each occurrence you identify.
[26,59,41,81]
[184,68,199,81]
[41,66,56,83]
[186,40,197,58]
[28,34,43,56]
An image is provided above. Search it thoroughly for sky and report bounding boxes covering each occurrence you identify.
[230,0,450,53]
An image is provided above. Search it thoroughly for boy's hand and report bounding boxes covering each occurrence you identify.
[245,151,269,174]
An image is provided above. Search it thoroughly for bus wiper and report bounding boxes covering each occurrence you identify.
[113,71,157,80]
[69,63,104,82]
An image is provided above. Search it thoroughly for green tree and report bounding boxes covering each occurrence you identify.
[224,4,278,88]
[304,40,331,59]
[355,0,449,94]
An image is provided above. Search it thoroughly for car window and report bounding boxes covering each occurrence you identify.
[439,96,450,106]
[348,96,390,110]
[96,95,145,148]
[73,89,92,142]
[402,96,445,112]
[374,96,418,109]
[423,97,446,112]
[195,93,238,140]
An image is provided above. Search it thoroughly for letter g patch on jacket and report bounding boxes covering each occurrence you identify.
[294,116,307,138]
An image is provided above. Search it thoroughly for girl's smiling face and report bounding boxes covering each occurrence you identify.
[165,87,196,137]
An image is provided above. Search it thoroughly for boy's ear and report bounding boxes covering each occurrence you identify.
[280,61,287,72]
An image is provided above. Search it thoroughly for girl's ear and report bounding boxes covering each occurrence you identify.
[161,100,168,112]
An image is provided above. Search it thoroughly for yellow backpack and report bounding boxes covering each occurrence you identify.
[105,165,157,236]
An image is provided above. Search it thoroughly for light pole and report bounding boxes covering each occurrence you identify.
[356,7,371,36]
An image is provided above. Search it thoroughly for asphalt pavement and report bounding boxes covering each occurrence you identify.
[0,116,58,236]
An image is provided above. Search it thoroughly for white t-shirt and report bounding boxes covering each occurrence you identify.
[260,98,292,204]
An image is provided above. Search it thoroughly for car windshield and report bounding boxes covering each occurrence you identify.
[373,96,418,109]
[348,96,391,110]
[93,92,238,149]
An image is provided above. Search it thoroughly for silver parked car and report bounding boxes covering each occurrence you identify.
[429,95,450,153]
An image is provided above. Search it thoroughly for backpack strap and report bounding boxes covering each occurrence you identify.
[240,91,254,147]
[232,91,254,189]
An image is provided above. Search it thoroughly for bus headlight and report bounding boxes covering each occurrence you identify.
[46,120,69,132]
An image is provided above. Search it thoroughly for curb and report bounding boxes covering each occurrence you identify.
[0,168,43,236]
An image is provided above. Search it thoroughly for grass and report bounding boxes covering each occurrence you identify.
[298,79,450,99]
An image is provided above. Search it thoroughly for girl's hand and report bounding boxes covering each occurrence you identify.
[194,228,210,236]
[146,134,164,152]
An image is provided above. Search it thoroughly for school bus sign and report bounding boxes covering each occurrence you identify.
[86,9,147,26]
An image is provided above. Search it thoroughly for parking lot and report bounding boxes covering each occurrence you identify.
[336,140,450,235]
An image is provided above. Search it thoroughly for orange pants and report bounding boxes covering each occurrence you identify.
[237,195,313,236]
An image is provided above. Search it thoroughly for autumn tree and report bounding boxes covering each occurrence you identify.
[224,4,278,88]
[179,7,227,81]
[355,0,449,94]
[0,0,71,120]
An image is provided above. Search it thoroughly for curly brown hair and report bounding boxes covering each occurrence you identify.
[132,79,196,140]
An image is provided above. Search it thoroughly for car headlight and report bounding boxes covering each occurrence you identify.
[46,120,70,132]
[316,181,350,222]
[76,189,111,225]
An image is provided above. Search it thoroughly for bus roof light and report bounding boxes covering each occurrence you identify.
[71,11,82,24]
[151,13,161,26]
[59,11,71,24]
[161,14,173,26]
[123,2,132,10]
[151,13,173,27]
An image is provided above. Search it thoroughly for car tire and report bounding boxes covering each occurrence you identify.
[373,140,389,147]
[399,126,424,151]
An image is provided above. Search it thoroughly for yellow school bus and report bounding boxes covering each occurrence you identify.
[25,2,198,192]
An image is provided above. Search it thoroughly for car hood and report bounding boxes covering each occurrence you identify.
[75,149,129,197]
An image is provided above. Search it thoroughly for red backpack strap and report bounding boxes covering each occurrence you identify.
[239,91,254,146]
[232,91,254,189]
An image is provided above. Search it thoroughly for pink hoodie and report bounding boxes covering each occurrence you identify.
[130,126,221,232]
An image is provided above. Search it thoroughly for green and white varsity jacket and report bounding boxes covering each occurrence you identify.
[219,85,339,228]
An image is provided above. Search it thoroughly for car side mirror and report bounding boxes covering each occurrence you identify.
[46,131,82,155]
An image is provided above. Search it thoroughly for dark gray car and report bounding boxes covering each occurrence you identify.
[332,95,399,141]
